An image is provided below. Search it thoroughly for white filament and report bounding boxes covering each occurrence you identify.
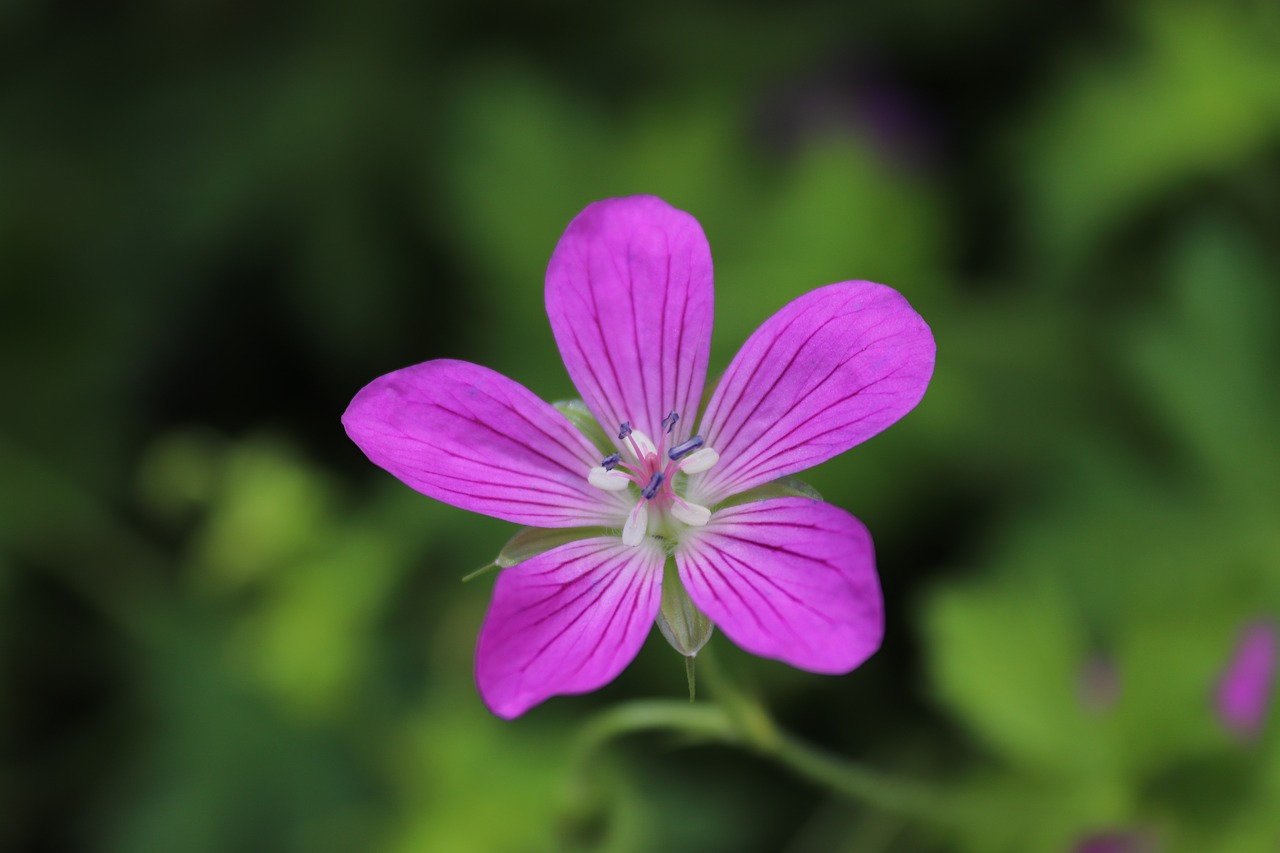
[622,502,649,546]
[670,500,711,527]
[588,466,630,491]
[677,447,719,474]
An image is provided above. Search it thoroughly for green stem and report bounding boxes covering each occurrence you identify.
[573,647,953,826]
[574,700,741,764]
[765,729,950,823]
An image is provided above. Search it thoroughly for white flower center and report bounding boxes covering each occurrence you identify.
[585,411,720,546]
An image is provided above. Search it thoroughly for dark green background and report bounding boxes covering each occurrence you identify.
[3,1,1279,850]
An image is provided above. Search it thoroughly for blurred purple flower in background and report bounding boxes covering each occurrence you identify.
[344,196,935,717]
[1078,655,1121,715]
[1214,618,1277,741]
[754,61,939,169]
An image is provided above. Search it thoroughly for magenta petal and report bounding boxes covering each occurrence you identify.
[675,497,882,674]
[342,359,629,527]
[1215,619,1277,740]
[691,281,935,505]
[546,195,714,442]
[475,537,666,718]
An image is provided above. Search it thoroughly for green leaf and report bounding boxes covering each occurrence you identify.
[921,575,1098,774]
[1017,2,1280,265]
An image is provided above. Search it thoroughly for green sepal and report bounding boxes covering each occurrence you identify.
[496,526,607,568]
[655,559,714,658]
[716,475,823,509]
[463,526,607,582]
[461,562,499,583]
[553,399,615,456]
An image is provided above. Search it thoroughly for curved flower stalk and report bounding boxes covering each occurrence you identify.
[343,196,935,718]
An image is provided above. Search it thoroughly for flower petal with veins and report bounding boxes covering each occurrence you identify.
[546,195,715,443]
[676,497,883,674]
[476,537,666,718]
[690,281,934,506]
[344,359,630,528]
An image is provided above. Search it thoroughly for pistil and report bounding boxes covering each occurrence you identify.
[585,411,721,545]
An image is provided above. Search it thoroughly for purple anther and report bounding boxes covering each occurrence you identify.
[601,453,621,471]
[617,421,632,440]
[640,472,664,500]
[662,411,680,433]
[667,435,705,460]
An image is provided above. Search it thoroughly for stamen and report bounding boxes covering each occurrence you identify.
[588,467,630,491]
[628,429,658,460]
[667,435,705,460]
[677,447,720,474]
[670,499,711,527]
[662,411,679,433]
[601,452,621,471]
[622,501,648,546]
[617,421,632,440]
[640,472,664,500]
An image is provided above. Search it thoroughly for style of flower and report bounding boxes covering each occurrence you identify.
[343,195,935,718]
[1214,618,1277,741]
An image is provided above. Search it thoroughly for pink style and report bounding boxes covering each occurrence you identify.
[343,195,936,718]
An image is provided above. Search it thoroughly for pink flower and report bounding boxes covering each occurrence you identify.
[1215,618,1277,740]
[343,196,935,717]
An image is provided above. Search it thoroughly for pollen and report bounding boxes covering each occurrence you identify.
[584,412,720,545]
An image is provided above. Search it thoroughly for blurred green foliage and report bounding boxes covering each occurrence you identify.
[3,1,1279,851]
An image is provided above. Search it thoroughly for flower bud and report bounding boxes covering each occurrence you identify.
[655,561,714,657]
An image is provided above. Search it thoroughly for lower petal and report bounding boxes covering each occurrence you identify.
[475,537,666,718]
[675,497,882,674]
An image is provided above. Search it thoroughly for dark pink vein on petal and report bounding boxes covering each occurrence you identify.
[468,382,601,468]
[717,370,907,493]
[659,238,671,418]
[701,540,836,627]
[712,323,884,465]
[705,302,814,449]
[685,549,767,632]
[563,564,647,681]
[710,531,844,576]
[566,323,621,439]
[582,248,630,428]
[518,558,626,637]
[625,241,650,421]
[711,303,847,453]
[696,544,806,639]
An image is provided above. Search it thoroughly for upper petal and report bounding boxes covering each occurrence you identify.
[675,497,882,674]
[689,281,935,506]
[342,359,629,527]
[475,536,666,718]
[545,196,714,443]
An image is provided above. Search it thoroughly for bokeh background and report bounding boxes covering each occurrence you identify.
[3,1,1279,850]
